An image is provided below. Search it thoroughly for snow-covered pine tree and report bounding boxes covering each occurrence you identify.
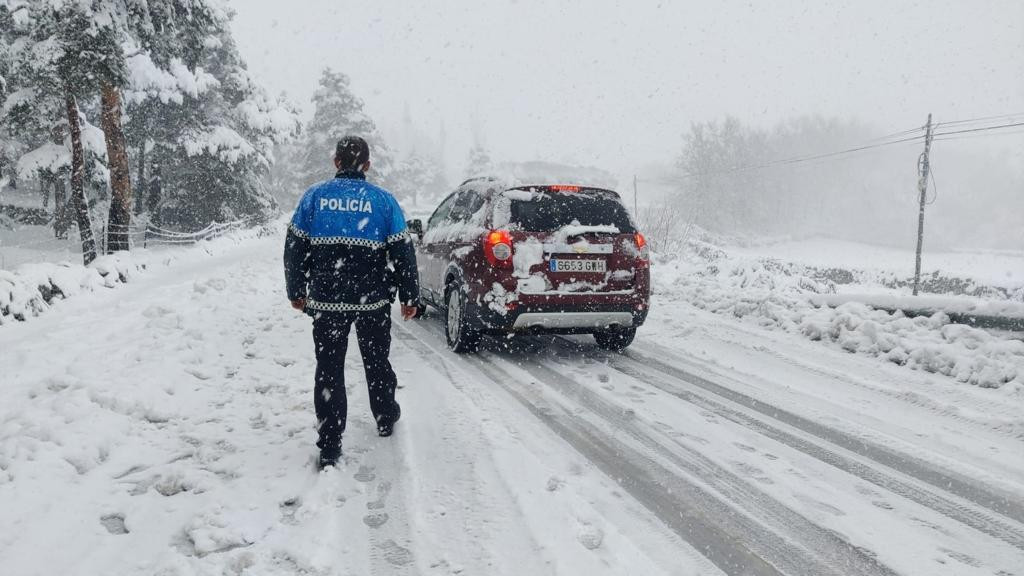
[118,0,224,224]
[5,0,120,263]
[2,1,134,251]
[389,154,445,207]
[68,0,137,253]
[465,144,493,179]
[119,1,297,230]
[296,68,394,191]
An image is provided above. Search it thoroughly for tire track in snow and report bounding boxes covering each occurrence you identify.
[494,345,900,576]
[631,337,1024,521]
[671,321,1024,441]
[551,337,1024,551]
[395,321,895,576]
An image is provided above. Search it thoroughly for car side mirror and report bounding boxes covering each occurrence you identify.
[407,218,423,239]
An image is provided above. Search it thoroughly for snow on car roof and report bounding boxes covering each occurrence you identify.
[463,161,619,191]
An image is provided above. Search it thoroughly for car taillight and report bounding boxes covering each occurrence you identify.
[484,230,514,267]
[635,232,650,267]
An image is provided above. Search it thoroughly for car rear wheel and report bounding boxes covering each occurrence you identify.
[594,327,636,351]
[446,284,481,353]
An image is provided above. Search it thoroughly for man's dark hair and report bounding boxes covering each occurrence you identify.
[335,136,370,171]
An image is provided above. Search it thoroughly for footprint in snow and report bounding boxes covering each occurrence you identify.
[279,499,301,525]
[354,465,376,483]
[100,513,128,535]
[185,368,212,381]
[732,461,775,485]
[367,480,392,510]
[363,512,389,528]
[378,539,413,566]
[577,523,604,550]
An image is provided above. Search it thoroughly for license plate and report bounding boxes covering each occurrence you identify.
[549,259,606,273]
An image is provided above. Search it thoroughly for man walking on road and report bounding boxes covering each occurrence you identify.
[283,136,420,470]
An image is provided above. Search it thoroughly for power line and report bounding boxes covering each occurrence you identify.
[933,128,1024,143]
[639,114,1018,185]
[768,133,925,166]
[722,120,1022,173]
[679,132,926,179]
[641,133,926,184]
[935,112,1024,128]
[931,121,1024,138]
[866,124,926,142]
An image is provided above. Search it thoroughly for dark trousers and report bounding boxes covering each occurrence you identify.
[311,307,400,453]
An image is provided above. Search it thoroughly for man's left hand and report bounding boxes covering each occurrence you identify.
[400,304,419,321]
[291,298,306,311]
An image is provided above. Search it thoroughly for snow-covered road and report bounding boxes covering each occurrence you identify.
[2,233,1022,576]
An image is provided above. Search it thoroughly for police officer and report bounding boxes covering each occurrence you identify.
[284,136,420,469]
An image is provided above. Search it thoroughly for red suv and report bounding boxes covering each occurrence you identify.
[411,178,650,353]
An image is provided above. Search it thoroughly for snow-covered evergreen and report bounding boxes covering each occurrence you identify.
[0,0,299,240]
[293,68,394,192]
[464,144,493,179]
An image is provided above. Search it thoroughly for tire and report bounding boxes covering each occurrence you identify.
[445,283,481,353]
[594,327,636,351]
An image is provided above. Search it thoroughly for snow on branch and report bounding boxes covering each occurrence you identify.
[124,53,219,105]
[182,126,261,165]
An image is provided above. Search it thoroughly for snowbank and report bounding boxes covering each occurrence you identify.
[653,245,1024,390]
[0,222,282,326]
[0,253,138,324]
[810,293,1024,321]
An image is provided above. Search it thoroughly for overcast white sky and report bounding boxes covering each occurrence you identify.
[228,0,1023,179]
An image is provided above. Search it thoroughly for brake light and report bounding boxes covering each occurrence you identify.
[484,230,514,267]
[634,232,650,267]
[549,185,580,192]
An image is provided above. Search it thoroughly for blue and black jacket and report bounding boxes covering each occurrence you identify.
[283,170,419,313]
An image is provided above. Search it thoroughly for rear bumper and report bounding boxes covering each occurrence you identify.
[469,293,649,334]
[512,311,634,330]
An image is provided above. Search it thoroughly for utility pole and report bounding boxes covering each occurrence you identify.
[633,174,638,216]
[912,113,935,296]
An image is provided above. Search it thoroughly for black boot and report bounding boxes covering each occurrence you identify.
[318,444,342,470]
[377,403,401,437]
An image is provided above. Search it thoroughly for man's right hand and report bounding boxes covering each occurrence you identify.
[291,298,306,311]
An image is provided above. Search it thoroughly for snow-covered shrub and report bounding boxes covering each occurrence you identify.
[0,252,138,324]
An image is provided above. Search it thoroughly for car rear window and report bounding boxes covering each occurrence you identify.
[507,190,636,233]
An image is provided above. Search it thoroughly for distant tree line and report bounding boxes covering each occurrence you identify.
[668,116,1024,250]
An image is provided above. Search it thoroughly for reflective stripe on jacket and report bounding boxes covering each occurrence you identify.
[283,170,419,310]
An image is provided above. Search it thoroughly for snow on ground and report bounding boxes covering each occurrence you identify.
[729,237,1024,291]
[651,236,1024,389]
[1,230,1023,576]
[0,232,706,576]
[0,225,270,324]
